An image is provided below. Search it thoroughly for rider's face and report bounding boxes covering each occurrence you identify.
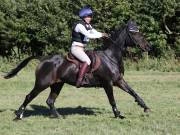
[84,16,92,24]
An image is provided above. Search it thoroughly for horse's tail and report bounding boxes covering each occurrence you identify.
[4,56,39,79]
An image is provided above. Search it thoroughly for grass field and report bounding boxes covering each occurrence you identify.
[0,70,179,135]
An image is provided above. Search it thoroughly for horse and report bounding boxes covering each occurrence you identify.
[4,20,151,120]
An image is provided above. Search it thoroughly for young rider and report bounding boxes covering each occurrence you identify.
[71,6,108,87]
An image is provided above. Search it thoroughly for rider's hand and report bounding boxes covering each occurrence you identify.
[102,33,109,38]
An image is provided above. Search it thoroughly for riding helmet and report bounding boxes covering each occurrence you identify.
[79,6,93,18]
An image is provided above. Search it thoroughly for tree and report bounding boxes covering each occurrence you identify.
[0,0,179,58]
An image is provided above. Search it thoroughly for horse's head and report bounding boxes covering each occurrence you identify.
[127,20,151,51]
[100,20,151,52]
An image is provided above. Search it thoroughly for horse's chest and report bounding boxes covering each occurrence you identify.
[100,61,120,81]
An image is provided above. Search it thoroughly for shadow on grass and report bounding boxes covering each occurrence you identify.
[22,104,103,118]
[0,109,15,112]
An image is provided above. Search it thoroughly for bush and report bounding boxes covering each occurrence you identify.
[0,0,179,58]
[124,51,180,72]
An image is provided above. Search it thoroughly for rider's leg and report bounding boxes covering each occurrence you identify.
[76,62,89,87]
[71,46,91,87]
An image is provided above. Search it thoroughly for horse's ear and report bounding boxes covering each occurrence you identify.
[127,20,139,32]
[127,19,134,25]
[127,19,135,26]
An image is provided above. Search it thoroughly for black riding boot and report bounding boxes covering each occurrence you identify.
[76,62,89,88]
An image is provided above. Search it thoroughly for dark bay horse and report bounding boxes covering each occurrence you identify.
[4,20,151,120]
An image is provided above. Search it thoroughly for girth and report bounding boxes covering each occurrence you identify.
[66,51,101,73]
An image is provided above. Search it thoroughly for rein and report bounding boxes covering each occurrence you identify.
[102,34,119,65]
[103,51,119,65]
[127,31,138,45]
[107,36,117,45]
[102,25,135,65]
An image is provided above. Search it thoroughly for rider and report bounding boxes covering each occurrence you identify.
[71,6,108,88]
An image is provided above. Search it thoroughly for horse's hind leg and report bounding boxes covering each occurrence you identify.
[15,83,49,120]
[115,78,150,113]
[46,82,64,118]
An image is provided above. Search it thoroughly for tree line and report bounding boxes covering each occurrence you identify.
[0,0,179,59]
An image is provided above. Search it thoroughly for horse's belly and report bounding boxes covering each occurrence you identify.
[81,74,101,87]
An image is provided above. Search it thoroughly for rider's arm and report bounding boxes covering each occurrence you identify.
[75,24,103,39]
[91,28,103,36]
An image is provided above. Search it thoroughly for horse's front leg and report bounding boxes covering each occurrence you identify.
[115,78,150,113]
[103,81,125,119]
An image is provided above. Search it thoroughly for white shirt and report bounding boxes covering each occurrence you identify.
[72,23,103,47]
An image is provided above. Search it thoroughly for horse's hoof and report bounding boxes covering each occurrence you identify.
[115,114,126,119]
[13,117,22,121]
[144,108,150,113]
[50,111,60,118]
[14,110,24,119]
[119,115,126,119]
[50,111,61,119]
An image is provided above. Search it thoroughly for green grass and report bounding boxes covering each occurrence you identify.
[0,70,180,135]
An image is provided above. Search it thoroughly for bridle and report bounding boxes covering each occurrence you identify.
[108,25,139,46]
[102,28,125,65]
[127,30,139,45]
[102,25,139,65]
[127,23,141,46]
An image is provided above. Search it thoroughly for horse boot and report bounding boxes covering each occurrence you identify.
[76,62,89,88]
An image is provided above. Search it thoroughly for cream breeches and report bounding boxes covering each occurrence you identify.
[71,46,91,65]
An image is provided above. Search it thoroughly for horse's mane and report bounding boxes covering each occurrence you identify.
[95,24,127,51]
[110,24,127,41]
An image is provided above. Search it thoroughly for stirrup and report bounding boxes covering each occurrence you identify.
[76,78,82,88]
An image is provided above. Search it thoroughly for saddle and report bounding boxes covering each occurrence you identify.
[66,51,101,73]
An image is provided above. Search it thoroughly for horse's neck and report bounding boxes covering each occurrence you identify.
[105,28,127,61]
